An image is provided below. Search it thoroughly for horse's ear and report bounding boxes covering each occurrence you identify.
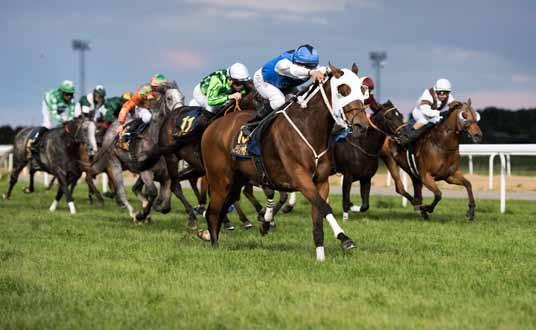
[467,98,472,106]
[328,63,343,78]
[351,63,359,75]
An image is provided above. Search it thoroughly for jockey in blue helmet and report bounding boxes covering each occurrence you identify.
[252,44,326,120]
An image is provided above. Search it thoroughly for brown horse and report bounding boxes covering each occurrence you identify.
[201,64,369,261]
[381,99,483,220]
[333,100,405,220]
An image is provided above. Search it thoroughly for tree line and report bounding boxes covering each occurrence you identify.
[1,107,535,144]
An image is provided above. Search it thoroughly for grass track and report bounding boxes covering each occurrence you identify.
[1,179,535,329]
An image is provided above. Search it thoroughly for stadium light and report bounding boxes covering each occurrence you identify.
[369,51,387,103]
[72,39,91,95]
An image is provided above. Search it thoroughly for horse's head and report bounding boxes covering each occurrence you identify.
[327,63,368,131]
[151,81,185,122]
[455,98,483,143]
[371,100,405,136]
[64,117,98,156]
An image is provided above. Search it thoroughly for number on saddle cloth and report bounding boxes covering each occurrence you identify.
[231,110,279,158]
[174,106,205,138]
[26,127,47,160]
[117,119,148,151]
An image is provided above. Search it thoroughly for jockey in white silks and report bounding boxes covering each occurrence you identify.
[252,44,327,121]
[399,78,459,145]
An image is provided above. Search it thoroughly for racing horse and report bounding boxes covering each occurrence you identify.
[3,117,98,214]
[381,99,483,220]
[91,82,184,222]
[201,64,369,261]
[333,100,405,220]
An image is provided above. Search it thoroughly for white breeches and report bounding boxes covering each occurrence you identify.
[129,107,152,124]
[189,84,214,112]
[253,69,285,110]
[411,108,441,126]
[41,101,64,129]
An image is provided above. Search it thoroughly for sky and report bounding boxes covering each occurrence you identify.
[1,0,535,125]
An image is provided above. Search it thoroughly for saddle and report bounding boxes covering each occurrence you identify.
[25,127,47,161]
[117,119,148,151]
[173,106,209,138]
[231,110,280,186]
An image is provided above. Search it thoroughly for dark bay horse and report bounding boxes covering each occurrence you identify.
[381,99,483,220]
[201,64,370,261]
[333,100,405,220]
[3,117,98,214]
[91,83,184,222]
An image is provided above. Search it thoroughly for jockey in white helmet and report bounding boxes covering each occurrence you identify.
[399,78,459,145]
[189,62,251,113]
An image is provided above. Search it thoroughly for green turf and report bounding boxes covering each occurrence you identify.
[1,179,535,330]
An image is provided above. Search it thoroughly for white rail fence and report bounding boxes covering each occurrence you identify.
[3,144,536,213]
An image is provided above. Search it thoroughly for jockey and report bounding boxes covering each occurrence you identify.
[74,85,106,121]
[189,63,251,114]
[399,78,458,146]
[360,76,379,112]
[253,44,326,120]
[97,92,132,128]
[117,74,168,129]
[42,80,76,129]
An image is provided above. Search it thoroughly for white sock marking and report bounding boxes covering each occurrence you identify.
[49,200,58,212]
[316,246,325,262]
[326,213,344,237]
[68,202,76,214]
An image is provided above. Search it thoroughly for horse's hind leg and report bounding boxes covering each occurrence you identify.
[165,155,197,229]
[445,170,476,221]
[23,167,36,193]
[3,160,27,200]
[272,191,288,218]
[52,173,76,214]
[108,159,136,221]
[282,192,297,213]
[356,178,372,213]
[420,173,442,216]
[86,172,104,206]
[259,188,276,235]
[135,171,157,223]
[341,174,353,221]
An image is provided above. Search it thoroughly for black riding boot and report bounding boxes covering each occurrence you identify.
[242,100,273,135]
[398,125,429,146]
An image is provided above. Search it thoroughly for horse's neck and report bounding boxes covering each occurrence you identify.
[287,82,334,149]
[424,110,461,150]
[363,128,386,152]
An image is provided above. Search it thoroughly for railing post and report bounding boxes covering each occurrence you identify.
[506,154,511,176]
[499,153,506,213]
[386,171,392,187]
[489,153,497,190]
[468,154,473,175]
[8,153,13,172]
[44,173,49,186]
[402,171,408,207]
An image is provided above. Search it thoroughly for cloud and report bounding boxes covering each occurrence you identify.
[162,49,207,72]
[431,47,487,62]
[511,73,534,84]
[462,90,536,110]
[191,0,376,23]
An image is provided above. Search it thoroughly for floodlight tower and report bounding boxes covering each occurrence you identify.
[72,39,91,95]
[369,51,387,103]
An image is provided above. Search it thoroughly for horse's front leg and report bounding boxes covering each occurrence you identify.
[294,171,355,261]
[359,178,371,213]
[108,159,136,221]
[420,173,442,216]
[341,174,353,221]
[445,170,476,221]
[165,154,197,229]
[135,170,157,223]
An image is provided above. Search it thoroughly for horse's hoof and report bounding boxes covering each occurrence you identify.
[281,205,293,214]
[350,205,361,213]
[193,205,205,216]
[103,192,116,199]
[269,221,276,228]
[187,219,198,231]
[343,212,349,221]
[259,222,270,236]
[341,239,356,251]
[420,210,429,220]
[242,220,253,229]
[135,213,146,221]
[466,210,475,221]
[143,215,152,224]
[22,187,33,194]
[2,193,7,200]
[197,230,211,241]
[223,222,235,231]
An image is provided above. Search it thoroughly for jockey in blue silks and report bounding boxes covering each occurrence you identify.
[252,44,326,120]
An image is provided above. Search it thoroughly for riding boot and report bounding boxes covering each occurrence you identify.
[398,125,429,146]
[243,100,272,135]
